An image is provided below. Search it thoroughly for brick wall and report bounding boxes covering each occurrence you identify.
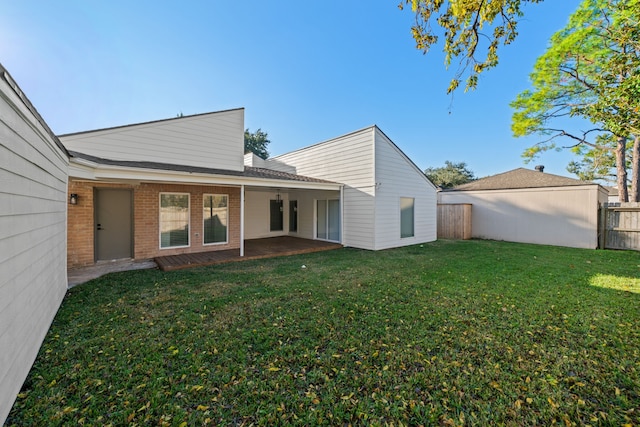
[68,180,242,268]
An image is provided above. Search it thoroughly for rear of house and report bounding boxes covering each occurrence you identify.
[62,109,345,269]
[439,168,608,249]
[273,126,437,250]
[62,112,436,269]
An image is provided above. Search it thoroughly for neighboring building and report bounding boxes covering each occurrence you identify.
[61,110,437,268]
[0,65,69,424]
[606,186,619,203]
[438,167,608,249]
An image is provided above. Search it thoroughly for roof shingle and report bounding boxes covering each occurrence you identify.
[446,168,596,191]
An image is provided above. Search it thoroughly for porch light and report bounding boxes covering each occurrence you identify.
[275,191,281,203]
[69,193,78,205]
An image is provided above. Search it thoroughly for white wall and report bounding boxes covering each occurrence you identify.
[61,108,245,171]
[274,127,376,249]
[244,189,339,240]
[373,128,438,250]
[0,66,69,424]
[439,185,607,249]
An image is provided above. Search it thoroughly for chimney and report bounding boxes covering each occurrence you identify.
[535,165,544,173]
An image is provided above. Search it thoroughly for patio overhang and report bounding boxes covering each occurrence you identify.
[68,154,342,191]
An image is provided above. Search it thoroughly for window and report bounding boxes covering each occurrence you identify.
[270,199,283,231]
[160,193,190,248]
[400,197,415,238]
[316,199,340,242]
[289,200,298,232]
[203,194,228,244]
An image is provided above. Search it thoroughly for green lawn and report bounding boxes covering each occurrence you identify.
[8,240,640,426]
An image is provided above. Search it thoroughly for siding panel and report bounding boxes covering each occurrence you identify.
[373,129,437,250]
[0,67,68,424]
[439,186,605,249]
[274,128,376,249]
[61,109,245,171]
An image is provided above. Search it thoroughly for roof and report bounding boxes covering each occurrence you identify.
[445,168,597,191]
[69,150,336,184]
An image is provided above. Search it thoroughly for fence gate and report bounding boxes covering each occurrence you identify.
[600,202,640,250]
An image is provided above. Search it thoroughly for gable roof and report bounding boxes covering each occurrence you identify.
[446,168,596,191]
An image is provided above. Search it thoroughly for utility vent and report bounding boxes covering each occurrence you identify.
[535,165,545,172]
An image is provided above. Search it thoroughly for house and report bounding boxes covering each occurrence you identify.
[0,64,69,424]
[0,66,436,421]
[438,167,608,249]
[61,109,437,269]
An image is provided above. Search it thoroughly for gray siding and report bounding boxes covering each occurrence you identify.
[373,128,437,249]
[274,128,376,249]
[0,67,68,424]
[61,108,245,171]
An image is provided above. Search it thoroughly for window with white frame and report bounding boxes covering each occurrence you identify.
[160,193,190,248]
[400,197,415,238]
[203,194,228,244]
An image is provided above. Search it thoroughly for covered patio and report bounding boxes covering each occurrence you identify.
[155,236,342,271]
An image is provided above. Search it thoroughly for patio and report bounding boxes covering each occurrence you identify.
[155,236,343,271]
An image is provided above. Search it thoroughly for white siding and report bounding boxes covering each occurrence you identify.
[274,128,376,249]
[0,68,68,424]
[243,152,297,174]
[373,128,437,250]
[61,108,245,171]
[244,189,289,239]
[439,186,607,249]
[244,189,339,240]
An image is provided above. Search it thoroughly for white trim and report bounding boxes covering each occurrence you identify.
[202,193,229,246]
[159,192,190,249]
[68,158,342,191]
[240,185,245,257]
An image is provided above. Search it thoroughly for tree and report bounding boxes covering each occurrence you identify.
[399,0,543,93]
[425,161,475,188]
[244,128,270,160]
[511,0,640,201]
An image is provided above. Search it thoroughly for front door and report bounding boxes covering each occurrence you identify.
[95,188,133,261]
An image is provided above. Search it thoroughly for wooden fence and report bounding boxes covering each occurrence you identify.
[600,202,640,250]
[437,204,472,240]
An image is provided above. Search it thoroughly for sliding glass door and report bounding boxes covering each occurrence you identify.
[316,199,340,242]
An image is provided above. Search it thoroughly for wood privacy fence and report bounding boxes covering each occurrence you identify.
[437,204,472,240]
[600,202,640,250]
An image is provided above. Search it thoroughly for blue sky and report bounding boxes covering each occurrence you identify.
[1,1,584,178]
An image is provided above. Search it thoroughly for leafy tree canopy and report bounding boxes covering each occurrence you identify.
[400,0,543,93]
[511,0,640,200]
[425,161,476,188]
[244,128,270,160]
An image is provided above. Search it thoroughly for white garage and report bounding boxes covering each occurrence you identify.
[438,167,608,249]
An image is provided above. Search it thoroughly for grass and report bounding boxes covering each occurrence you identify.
[7,240,640,426]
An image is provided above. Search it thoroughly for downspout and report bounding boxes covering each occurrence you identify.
[240,185,245,256]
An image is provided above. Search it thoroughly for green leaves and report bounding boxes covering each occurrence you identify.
[424,160,476,188]
[511,0,640,193]
[401,0,543,93]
